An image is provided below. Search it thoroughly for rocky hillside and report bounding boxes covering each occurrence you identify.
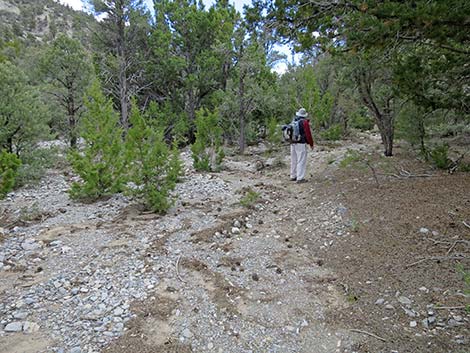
[0,0,95,45]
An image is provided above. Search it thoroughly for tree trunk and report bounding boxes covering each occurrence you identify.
[67,89,77,148]
[356,69,395,156]
[116,1,129,130]
[239,73,246,154]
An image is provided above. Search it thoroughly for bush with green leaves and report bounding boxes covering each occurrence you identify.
[125,102,183,213]
[191,109,224,172]
[266,117,282,147]
[0,150,21,198]
[240,188,260,208]
[320,124,343,141]
[350,111,374,131]
[428,143,451,170]
[68,81,126,200]
[16,147,63,187]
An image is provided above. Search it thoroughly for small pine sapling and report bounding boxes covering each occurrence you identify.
[125,101,183,213]
[0,150,21,199]
[191,109,224,172]
[68,80,126,200]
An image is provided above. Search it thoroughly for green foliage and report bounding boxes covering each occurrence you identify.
[68,81,126,200]
[191,109,225,172]
[350,111,374,131]
[428,123,470,138]
[428,144,452,170]
[39,34,93,147]
[125,101,183,213]
[239,188,260,208]
[339,149,362,168]
[266,116,282,146]
[456,264,470,296]
[320,124,343,141]
[16,147,64,187]
[0,150,21,198]
[0,60,49,154]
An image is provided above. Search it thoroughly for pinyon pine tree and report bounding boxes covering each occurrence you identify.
[125,101,182,213]
[68,80,126,200]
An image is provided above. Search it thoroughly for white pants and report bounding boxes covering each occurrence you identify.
[290,143,307,180]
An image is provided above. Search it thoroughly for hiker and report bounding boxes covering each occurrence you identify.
[288,108,314,183]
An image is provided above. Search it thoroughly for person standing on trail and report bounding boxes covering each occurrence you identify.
[287,108,314,183]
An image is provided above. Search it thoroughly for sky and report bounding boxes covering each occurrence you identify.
[57,0,252,13]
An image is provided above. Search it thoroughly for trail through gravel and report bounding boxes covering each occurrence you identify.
[0,140,376,353]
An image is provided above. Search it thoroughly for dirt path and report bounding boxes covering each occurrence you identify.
[1,135,468,353]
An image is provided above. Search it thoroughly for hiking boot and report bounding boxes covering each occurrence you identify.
[290,177,297,181]
[296,179,308,184]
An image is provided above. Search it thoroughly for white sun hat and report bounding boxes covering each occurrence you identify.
[296,108,308,117]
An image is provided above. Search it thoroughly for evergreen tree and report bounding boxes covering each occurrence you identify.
[68,80,126,199]
[39,34,94,147]
[149,0,238,140]
[89,0,152,129]
[0,60,49,155]
[125,100,182,213]
[191,108,224,172]
[0,150,21,199]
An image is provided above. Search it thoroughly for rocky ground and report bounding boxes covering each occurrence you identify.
[0,134,469,353]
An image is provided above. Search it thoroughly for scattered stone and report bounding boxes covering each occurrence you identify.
[13,311,28,319]
[231,227,240,235]
[410,321,417,328]
[182,328,193,338]
[419,227,429,234]
[113,307,124,316]
[398,296,412,306]
[4,322,23,332]
[403,308,416,318]
[385,304,395,310]
[23,321,40,333]
[251,273,259,281]
[208,342,214,349]
[21,240,39,251]
[375,298,385,305]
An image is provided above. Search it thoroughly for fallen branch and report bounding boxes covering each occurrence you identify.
[364,159,380,187]
[463,221,470,230]
[435,306,467,310]
[350,329,387,342]
[175,255,185,283]
[406,255,469,268]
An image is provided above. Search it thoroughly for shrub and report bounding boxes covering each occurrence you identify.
[240,188,260,208]
[428,143,451,169]
[0,150,21,198]
[320,124,343,141]
[191,109,224,172]
[339,149,362,168]
[125,102,183,213]
[266,117,282,146]
[16,147,63,187]
[350,112,374,131]
[68,81,126,200]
